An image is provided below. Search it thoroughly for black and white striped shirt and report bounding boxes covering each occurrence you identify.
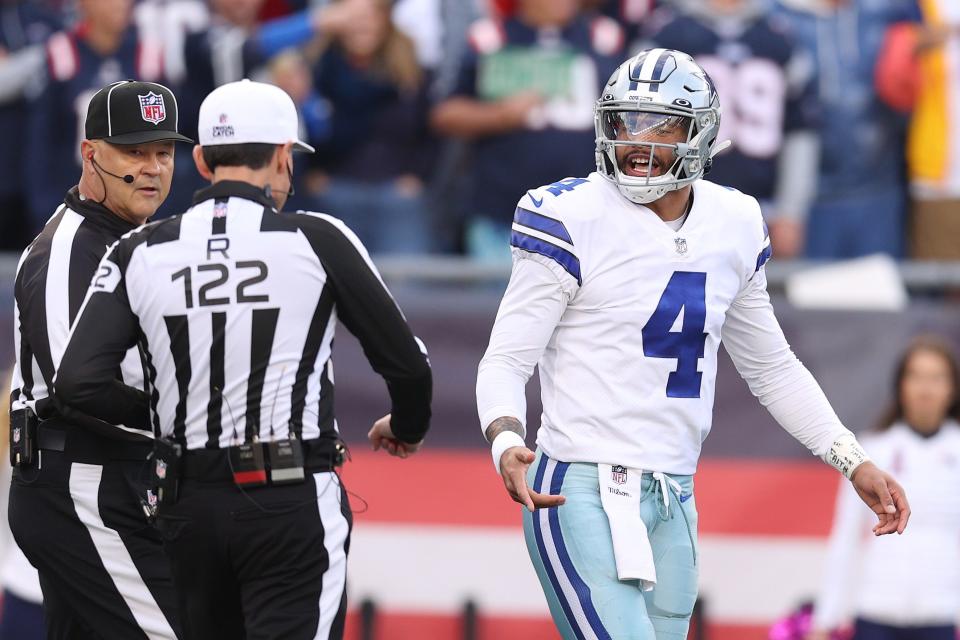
[12,188,151,438]
[56,181,432,450]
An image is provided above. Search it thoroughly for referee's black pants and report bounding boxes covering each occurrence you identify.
[8,440,181,640]
[157,471,353,640]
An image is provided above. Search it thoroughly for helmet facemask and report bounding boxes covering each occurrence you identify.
[595,102,718,204]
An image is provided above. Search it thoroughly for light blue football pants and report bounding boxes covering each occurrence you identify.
[523,450,699,640]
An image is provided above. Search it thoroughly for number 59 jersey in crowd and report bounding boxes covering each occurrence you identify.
[480,173,774,475]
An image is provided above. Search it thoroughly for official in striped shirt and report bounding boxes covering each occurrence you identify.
[56,80,433,640]
[9,81,191,639]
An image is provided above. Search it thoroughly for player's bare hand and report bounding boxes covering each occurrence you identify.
[804,631,831,640]
[851,461,910,535]
[499,446,565,512]
[368,414,421,459]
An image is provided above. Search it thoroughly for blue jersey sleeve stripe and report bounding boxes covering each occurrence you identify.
[511,230,582,285]
[513,207,574,245]
[755,244,773,273]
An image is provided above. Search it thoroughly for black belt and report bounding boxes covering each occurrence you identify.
[37,422,153,462]
[37,426,66,452]
[180,438,344,482]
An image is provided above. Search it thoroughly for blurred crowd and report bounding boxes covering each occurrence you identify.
[0,0,957,260]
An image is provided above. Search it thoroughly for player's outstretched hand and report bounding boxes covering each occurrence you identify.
[850,461,910,535]
[499,446,566,512]
[368,414,421,459]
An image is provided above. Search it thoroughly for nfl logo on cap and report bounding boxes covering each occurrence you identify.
[139,92,166,125]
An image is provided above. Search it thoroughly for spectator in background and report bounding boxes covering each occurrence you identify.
[643,0,820,258]
[306,0,437,255]
[269,48,332,211]
[161,0,377,215]
[901,5,960,260]
[588,0,658,45]
[0,1,60,252]
[23,0,163,231]
[809,336,960,640]
[431,0,624,261]
[776,0,922,260]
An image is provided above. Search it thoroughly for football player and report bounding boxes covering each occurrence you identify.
[476,49,910,640]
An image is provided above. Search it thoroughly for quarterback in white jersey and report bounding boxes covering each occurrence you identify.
[476,49,910,640]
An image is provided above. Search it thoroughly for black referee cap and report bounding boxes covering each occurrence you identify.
[85,80,193,145]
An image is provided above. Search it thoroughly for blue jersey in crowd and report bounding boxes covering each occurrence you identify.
[774,0,921,200]
[451,14,624,223]
[24,25,163,226]
[645,6,818,206]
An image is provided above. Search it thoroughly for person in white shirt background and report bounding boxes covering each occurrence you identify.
[809,336,960,640]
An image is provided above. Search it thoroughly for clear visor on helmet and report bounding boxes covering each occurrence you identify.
[601,111,691,142]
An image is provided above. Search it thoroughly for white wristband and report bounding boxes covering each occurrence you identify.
[491,431,526,475]
[824,433,870,479]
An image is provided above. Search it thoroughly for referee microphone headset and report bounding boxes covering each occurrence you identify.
[88,152,134,204]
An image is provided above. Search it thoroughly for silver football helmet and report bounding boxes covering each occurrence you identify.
[595,49,724,204]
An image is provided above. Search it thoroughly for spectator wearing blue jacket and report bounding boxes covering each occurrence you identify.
[776,0,923,259]
[306,0,437,255]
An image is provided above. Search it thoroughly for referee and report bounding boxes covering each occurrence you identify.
[56,79,433,640]
[8,81,189,638]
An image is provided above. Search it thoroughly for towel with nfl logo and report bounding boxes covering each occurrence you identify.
[598,463,656,589]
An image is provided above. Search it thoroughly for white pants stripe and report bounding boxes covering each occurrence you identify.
[313,471,349,640]
[535,458,601,640]
[69,463,176,640]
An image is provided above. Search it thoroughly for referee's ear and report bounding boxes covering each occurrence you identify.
[193,144,213,182]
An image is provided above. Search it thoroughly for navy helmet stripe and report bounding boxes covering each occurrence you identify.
[628,52,649,91]
[649,50,671,93]
[513,207,573,245]
[511,231,582,285]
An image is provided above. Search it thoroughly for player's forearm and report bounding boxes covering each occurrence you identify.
[476,358,528,436]
[724,278,851,458]
[484,416,524,444]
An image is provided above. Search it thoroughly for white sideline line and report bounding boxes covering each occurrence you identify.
[346,523,827,623]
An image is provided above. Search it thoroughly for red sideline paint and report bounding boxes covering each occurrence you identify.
[341,450,842,536]
[341,610,770,640]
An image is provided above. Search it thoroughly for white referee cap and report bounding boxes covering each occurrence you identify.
[197,79,315,153]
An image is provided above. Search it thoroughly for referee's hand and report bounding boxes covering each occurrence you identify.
[368,414,421,458]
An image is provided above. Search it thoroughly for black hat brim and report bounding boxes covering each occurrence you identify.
[101,130,194,145]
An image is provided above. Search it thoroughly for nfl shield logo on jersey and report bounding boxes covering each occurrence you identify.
[611,465,628,485]
[138,92,166,125]
[156,458,167,480]
[674,237,688,255]
[12,427,19,444]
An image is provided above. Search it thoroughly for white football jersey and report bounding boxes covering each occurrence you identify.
[478,172,848,474]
